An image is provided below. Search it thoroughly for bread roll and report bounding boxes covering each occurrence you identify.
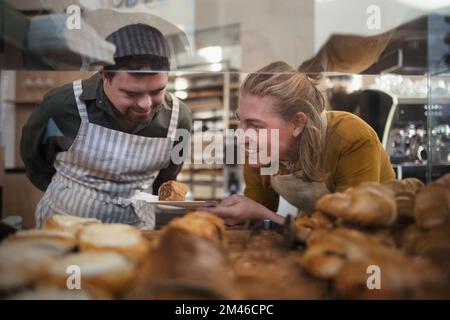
[158,180,188,201]
[0,242,61,292]
[162,211,227,246]
[79,224,149,263]
[43,252,136,295]
[6,229,77,253]
[42,215,101,235]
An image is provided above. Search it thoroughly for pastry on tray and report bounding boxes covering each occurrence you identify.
[158,180,188,201]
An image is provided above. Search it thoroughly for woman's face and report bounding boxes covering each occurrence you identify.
[236,95,300,167]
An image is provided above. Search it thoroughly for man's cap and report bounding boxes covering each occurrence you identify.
[105,23,171,59]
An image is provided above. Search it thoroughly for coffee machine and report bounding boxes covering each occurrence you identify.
[383,98,450,181]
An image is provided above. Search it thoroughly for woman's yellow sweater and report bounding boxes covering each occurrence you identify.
[243,111,396,211]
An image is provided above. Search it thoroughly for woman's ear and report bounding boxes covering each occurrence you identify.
[292,112,307,137]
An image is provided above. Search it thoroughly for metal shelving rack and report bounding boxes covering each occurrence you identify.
[168,61,240,200]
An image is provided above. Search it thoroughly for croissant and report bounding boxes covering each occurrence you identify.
[383,178,423,195]
[414,184,450,229]
[315,182,397,227]
[334,252,446,299]
[382,178,424,219]
[302,228,387,279]
[293,211,335,243]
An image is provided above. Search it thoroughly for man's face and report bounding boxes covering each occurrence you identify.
[102,70,168,124]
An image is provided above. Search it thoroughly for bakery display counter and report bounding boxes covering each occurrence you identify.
[0,174,449,300]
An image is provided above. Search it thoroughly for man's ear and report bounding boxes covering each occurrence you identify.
[100,70,110,86]
[292,112,307,137]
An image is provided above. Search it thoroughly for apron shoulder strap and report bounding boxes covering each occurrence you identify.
[166,93,180,140]
[72,80,89,121]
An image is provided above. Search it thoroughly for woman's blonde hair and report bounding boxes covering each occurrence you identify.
[240,61,326,182]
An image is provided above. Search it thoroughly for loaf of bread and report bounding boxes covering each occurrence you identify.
[158,180,188,201]
[315,182,397,227]
[78,224,149,263]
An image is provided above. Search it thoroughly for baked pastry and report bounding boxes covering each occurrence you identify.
[414,183,450,229]
[7,285,111,300]
[435,172,450,188]
[293,211,335,244]
[158,180,188,201]
[78,224,149,263]
[5,229,77,253]
[42,215,101,235]
[382,178,424,219]
[333,251,446,299]
[126,228,236,300]
[43,252,136,295]
[400,224,424,251]
[408,224,450,256]
[315,182,397,227]
[0,242,61,293]
[383,178,424,195]
[302,228,386,279]
[162,211,227,246]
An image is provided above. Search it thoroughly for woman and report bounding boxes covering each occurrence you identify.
[203,61,395,225]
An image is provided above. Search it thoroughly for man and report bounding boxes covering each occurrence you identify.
[20,24,192,229]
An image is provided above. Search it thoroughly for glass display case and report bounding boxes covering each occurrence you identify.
[0,0,449,301]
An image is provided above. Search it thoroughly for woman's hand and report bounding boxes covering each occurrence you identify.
[198,195,285,226]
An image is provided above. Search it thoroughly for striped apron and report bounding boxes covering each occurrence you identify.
[35,80,180,229]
